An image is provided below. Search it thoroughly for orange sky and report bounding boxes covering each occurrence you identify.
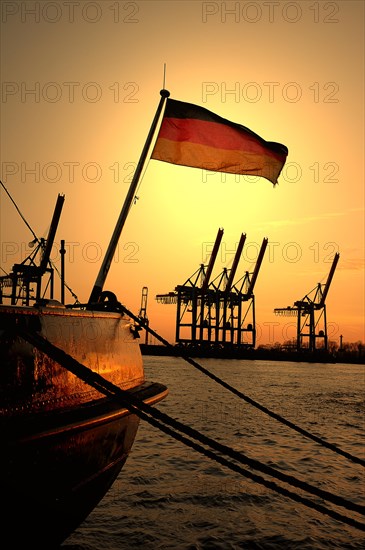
[0,0,364,346]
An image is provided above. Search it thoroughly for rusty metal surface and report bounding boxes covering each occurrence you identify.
[0,330,167,548]
[0,303,168,547]
[0,304,144,416]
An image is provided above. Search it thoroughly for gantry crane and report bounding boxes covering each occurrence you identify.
[156,228,224,346]
[156,228,267,350]
[274,253,340,352]
[221,236,268,348]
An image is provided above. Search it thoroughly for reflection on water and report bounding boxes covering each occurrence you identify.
[64,358,365,549]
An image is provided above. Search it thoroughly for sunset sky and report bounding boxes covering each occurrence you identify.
[0,0,364,347]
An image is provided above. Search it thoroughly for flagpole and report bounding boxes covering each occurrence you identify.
[88,89,170,305]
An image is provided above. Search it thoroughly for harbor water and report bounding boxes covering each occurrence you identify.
[63,357,365,549]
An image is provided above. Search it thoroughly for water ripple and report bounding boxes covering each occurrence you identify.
[63,359,365,550]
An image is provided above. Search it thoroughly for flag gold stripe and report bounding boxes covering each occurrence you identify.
[152,138,284,183]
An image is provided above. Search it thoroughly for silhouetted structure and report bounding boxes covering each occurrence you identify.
[156,228,267,351]
[0,194,64,305]
[274,253,340,352]
[139,286,149,344]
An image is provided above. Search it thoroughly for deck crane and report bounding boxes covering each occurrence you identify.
[274,252,340,352]
[0,193,65,305]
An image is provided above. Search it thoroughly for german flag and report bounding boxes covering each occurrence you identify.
[151,98,288,185]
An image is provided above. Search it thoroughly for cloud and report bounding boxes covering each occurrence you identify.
[338,258,365,271]
[256,207,364,230]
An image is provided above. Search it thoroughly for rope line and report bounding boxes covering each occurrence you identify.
[17,328,365,532]
[122,305,365,468]
[0,180,39,242]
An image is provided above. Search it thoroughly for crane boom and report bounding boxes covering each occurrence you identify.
[319,252,340,307]
[246,238,268,296]
[39,194,65,273]
[225,233,246,293]
[201,228,224,293]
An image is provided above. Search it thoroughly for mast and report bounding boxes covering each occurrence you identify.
[60,239,66,304]
[88,89,170,305]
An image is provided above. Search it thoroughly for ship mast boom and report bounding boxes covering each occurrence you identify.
[88,89,170,305]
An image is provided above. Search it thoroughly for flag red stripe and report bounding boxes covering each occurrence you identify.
[157,117,286,163]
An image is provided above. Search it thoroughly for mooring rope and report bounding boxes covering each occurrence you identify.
[122,306,365,469]
[17,327,365,533]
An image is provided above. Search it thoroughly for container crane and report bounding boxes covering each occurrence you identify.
[156,229,267,350]
[193,231,247,346]
[158,228,224,345]
[274,253,340,352]
[222,237,268,348]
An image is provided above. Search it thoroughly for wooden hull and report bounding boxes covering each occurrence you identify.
[0,304,168,548]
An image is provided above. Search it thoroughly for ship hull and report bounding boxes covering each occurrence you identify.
[0,304,168,548]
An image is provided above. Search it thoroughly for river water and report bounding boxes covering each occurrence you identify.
[62,357,365,549]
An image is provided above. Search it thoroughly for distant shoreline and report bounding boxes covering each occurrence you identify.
[140,344,365,365]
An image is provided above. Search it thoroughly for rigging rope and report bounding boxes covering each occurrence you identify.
[16,327,365,533]
[0,180,39,243]
[50,260,79,303]
[122,305,365,469]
